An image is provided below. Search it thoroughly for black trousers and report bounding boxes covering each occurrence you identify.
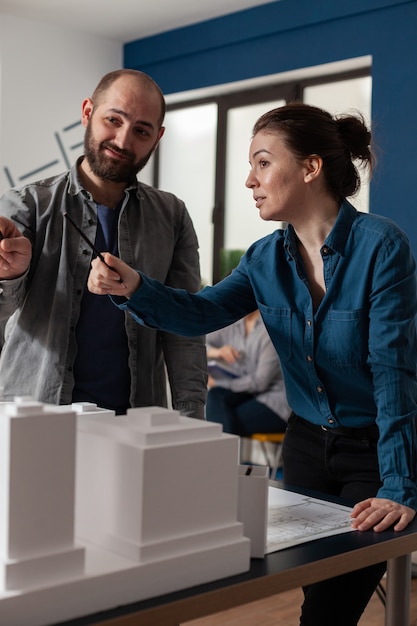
[282,414,386,626]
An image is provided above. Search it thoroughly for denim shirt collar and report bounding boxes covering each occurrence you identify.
[284,199,358,260]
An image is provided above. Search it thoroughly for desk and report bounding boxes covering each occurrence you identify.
[58,486,417,626]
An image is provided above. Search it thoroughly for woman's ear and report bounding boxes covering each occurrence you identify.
[304,155,323,183]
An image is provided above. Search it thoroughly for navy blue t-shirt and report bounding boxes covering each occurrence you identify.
[72,204,130,414]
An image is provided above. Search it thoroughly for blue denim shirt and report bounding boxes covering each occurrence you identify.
[0,159,207,418]
[118,201,417,509]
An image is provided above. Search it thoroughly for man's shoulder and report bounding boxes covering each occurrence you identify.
[1,169,71,205]
[8,169,70,193]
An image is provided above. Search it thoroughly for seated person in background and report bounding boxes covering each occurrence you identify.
[205,309,291,436]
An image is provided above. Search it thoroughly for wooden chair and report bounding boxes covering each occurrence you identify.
[250,432,285,479]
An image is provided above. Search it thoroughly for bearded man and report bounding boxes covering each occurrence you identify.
[0,69,207,418]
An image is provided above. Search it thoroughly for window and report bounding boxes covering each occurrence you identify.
[142,62,372,284]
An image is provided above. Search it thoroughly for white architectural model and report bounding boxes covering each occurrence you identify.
[0,397,250,626]
[0,398,85,590]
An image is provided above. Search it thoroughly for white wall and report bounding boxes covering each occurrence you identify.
[0,14,122,194]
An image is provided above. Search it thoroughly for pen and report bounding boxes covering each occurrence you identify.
[245,466,253,476]
[64,212,123,283]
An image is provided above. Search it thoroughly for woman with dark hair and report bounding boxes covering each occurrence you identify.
[88,102,417,626]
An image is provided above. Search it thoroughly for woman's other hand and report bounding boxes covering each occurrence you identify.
[351,497,416,532]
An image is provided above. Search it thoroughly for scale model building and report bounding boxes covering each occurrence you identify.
[0,397,250,626]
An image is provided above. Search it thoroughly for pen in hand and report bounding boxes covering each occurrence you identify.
[63,212,123,284]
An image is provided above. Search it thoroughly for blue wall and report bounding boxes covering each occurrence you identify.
[125,0,417,256]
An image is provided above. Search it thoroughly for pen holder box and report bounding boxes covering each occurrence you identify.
[237,465,269,558]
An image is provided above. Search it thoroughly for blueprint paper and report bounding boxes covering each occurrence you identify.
[266,487,354,553]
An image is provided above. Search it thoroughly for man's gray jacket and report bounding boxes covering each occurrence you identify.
[0,159,207,418]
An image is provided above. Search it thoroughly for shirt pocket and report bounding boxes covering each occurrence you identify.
[257,303,293,361]
[320,308,369,368]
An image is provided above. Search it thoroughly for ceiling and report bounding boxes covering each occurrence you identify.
[0,0,278,43]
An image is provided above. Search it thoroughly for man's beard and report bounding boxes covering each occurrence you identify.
[84,123,155,184]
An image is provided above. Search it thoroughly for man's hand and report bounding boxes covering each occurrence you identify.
[88,253,141,298]
[0,218,32,279]
[351,497,416,532]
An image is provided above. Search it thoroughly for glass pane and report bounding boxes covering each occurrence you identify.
[224,99,285,252]
[304,76,372,212]
[138,154,154,186]
[157,103,217,285]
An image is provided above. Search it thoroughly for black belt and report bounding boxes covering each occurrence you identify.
[296,415,379,440]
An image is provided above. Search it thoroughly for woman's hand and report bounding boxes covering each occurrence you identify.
[350,497,416,532]
[0,218,32,279]
[207,344,240,364]
[87,254,141,298]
